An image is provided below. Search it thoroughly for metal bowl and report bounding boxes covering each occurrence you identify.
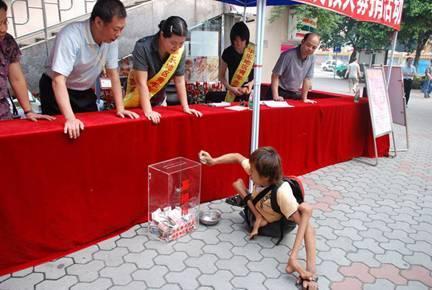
[199,209,222,226]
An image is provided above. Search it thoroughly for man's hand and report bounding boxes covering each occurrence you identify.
[199,150,214,165]
[64,118,84,139]
[145,110,161,124]
[273,96,284,101]
[303,99,316,104]
[25,112,56,122]
[116,109,139,119]
[184,107,203,118]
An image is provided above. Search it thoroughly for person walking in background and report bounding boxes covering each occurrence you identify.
[345,57,362,94]
[402,57,417,105]
[424,59,432,99]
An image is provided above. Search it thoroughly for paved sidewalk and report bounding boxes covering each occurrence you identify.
[1,90,431,290]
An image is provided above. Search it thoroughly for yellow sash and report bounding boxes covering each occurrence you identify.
[123,46,184,108]
[225,43,255,102]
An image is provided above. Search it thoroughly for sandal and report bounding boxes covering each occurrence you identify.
[225,194,245,207]
[296,276,319,290]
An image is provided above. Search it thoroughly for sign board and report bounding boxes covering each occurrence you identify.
[288,15,317,41]
[280,43,296,53]
[365,67,393,137]
[383,66,406,126]
[333,45,341,53]
[99,77,112,89]
[294,0,403,30]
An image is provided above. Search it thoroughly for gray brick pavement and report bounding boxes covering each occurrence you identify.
[1,89,432,290]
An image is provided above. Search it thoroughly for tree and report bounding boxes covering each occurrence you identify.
[293,5,393,62]
[291,1,432,66]
[398,0,432,66]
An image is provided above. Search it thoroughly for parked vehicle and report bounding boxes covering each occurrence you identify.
[335,63,367,80]
[321,60,337,71]
[335,63,348,79]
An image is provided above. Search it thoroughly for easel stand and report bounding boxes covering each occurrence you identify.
[355,67,397,166]
[355,126,397,167]
[390,96,409,152]
[382,64,409,153]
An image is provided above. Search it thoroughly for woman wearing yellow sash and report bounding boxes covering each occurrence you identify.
[128,16,202,124]
[219,22,254,102]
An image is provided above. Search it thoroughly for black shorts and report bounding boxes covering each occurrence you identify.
[265,86,301,100]
[205,91,249,103]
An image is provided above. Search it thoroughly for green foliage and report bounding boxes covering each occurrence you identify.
[293,1,432,65]
[398,0,432,64]
[270,1,432,65]
[294,5,393,53]
[412,75,424,90]
[268,6,286,23]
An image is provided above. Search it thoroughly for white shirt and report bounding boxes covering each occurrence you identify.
[46,20,118,90]
[402,64,416,80]
[346,62,361,79]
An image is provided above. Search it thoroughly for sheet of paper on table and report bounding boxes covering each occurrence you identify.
[207,102,231,107]
[261,100,293,108]
[225,105,249,111]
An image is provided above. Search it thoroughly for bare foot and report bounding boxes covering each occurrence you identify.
[286,257,313,280]
[249,215,268,240]
[249,228,259,239]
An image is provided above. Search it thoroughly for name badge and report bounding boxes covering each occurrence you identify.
[100,77,112,89]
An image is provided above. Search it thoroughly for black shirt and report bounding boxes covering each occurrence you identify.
[132,33,186,106]
[221,45,254,86]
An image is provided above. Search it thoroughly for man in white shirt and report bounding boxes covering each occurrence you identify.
[39,0,138,139]
[402,57,417,104]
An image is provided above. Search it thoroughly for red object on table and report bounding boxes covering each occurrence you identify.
[0,95,388,275]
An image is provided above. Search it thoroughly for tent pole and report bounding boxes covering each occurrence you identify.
[221,13,225,56]
[386,31,398,89]
[250,0,266,153]
[243,5,247,21]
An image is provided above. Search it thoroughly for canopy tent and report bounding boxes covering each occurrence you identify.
[217,0,403,154]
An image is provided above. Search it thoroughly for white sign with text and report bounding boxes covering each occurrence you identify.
[365,67,393,137]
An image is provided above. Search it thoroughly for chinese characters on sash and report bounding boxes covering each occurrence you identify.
[123,46,184,108]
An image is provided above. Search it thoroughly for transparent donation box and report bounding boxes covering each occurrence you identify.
[148,157,201,241]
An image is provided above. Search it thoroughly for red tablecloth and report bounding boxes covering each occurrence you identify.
[0,96,388,275]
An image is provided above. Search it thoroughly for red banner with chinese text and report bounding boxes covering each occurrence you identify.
[294,0,403,31]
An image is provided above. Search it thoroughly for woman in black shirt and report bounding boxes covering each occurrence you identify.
[219,22,254,102]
